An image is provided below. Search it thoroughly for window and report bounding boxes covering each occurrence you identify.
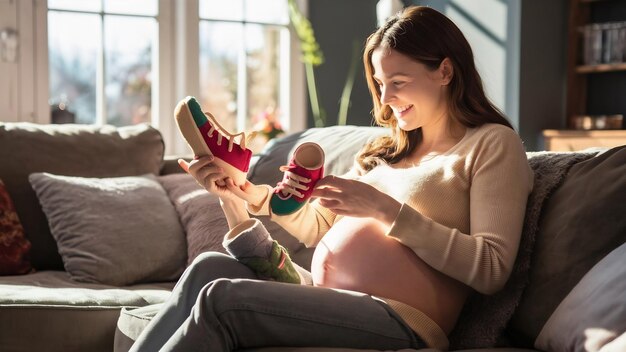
[47,0,157,126]
[198,0,290,133]
[35,0,305,154]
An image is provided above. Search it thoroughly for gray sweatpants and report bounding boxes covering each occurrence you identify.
[129,247,426,351]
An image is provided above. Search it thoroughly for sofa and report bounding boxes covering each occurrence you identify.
[0,122,624,352]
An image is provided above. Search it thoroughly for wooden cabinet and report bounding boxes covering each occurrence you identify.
[543,129,626,151]
[545,0,626,151]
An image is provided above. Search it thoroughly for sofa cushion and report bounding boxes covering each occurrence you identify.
[239,349,535,352]
[0,122,165,270]
[115,303,164,352]
[28,172,186,286]
[158,173,314,269]
[0,270,174,352]
[509,145,626,345]
[0,179,32,275]
[535,242,626,352]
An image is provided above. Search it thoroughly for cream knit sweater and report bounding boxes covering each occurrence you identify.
[247,123,534,350]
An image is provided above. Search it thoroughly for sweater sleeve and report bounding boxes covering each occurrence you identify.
[385,128,534,295]
[246,160,365,247]
[247,188,337,247]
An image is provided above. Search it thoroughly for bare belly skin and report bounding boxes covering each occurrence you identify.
[311,216,471,334]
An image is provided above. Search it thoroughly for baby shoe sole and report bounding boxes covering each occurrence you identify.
[174,97,248,186]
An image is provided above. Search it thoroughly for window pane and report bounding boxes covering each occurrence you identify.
[48,0,101,12]
[105,16,155,126]
[104,0,158,16]
[200,0,243,21]
[245,0,289,25]
[246,24,283,130]
[199,21,242,133]
[48,11,99,124]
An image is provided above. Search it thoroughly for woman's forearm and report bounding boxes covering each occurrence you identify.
[220,198,251,230]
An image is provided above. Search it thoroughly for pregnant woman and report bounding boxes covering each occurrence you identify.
[130,6,533,352]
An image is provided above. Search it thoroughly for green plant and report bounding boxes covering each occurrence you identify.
[287,0,360,127]
[287,0,326,127]
[338,40,361,126]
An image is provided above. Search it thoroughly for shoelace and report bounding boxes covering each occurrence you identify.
[203,112,248,152]
[276,164,311,199]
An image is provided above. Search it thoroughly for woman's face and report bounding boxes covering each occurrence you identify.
[371,47,450,131]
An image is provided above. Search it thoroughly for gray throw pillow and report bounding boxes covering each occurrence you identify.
[29,173,186,286]
[158,173,230,264]
[535,242,626,352]
[509,145,626,345]
[0,122,165,271]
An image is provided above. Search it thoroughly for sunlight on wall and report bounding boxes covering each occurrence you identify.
[451,0,507,40]
[416,0,513,119]
[446,0,507,113]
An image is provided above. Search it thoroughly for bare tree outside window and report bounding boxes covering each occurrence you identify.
[48,0,156,126]
[199,0,289,135]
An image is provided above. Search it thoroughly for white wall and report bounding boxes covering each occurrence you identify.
[0,0,18,121]
[0,0,48,123]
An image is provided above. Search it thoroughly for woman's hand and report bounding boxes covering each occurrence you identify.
[178,156,268,207]
[178,156,240,202]
[312,175,402,226]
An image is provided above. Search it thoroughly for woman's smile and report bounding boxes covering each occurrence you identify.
[391,104,414,118]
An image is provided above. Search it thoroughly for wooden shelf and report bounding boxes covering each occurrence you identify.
[564,0,626,129]
[543,129,626,137]
[576,63,626,73]
[542,129,626,151]
[579,0,616,3]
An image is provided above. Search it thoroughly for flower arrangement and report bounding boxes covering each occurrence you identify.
[252,108,285,141]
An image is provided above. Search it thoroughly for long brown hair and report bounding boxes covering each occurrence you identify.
[357,6,513,171]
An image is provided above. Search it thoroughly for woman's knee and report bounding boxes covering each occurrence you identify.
[186,251,257,281]
[189,251,230,267]
[203,279,295,311]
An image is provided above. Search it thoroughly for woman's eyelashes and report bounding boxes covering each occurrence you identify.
[375,79,407,89]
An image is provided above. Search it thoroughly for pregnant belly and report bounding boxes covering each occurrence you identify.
[311,216,469,333]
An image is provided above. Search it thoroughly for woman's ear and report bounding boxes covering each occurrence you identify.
[439,58,454,86]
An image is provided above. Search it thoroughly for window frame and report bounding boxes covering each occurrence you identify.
[31,0,306,156]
